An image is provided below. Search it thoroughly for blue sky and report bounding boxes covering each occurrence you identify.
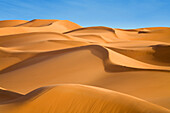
[0,0,170,28]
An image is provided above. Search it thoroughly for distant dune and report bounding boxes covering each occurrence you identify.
[0,19,170,113]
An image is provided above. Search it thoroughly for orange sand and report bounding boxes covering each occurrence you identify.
[0,19,170,113]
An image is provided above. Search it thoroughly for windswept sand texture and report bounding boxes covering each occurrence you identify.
[0,19,170,113]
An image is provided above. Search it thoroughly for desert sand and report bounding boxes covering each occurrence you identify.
[0,19,170,113]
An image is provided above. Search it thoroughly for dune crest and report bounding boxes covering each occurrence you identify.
[0,19,170,112]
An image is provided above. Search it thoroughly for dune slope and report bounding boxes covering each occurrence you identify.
[0,84,169,113]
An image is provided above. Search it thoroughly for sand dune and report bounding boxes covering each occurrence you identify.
[15,19,59,27]
[0,20,28,27]
[0,19,170,112]
[0,84,169,113]
[114,28,170,42]
[0,20,82,36]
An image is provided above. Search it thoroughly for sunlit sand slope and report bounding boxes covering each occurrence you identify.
[0,84,169,113]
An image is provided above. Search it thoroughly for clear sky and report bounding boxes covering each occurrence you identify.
[0,0,170,28]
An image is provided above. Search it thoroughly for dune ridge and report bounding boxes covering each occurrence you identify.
[0,19,170,112]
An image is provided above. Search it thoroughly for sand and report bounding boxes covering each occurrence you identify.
[0,19,170,113]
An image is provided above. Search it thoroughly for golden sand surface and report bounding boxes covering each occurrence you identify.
[0,19,170,113]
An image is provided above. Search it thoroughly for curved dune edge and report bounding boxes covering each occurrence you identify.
[0,84,170,113]
[0,88,23,104]
[0,44,170,74]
